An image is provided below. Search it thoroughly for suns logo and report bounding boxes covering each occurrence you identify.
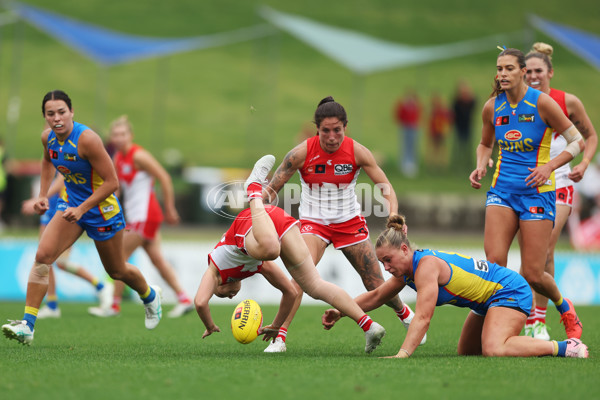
[504,130,522,141]
[57,165,71,175]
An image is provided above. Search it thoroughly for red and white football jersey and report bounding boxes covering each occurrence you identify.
[114,144,163,224]
[298,136,361,225]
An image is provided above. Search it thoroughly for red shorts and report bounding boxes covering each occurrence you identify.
[299,215,369,249]
[556,186,574,207]
[126,220,161,241]
[231,206,299,248]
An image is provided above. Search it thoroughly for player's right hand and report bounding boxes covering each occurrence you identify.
[322,309,342,330]
[33,197,49,215]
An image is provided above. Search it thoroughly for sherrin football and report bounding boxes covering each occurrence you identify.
[231,299,263,344]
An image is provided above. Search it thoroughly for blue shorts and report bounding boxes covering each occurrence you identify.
[57,201,125,241]
[472,273,532,317]
[40,194,60,226]
[486,188,555,222]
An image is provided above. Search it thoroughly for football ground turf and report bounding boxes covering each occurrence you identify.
[0,302,597,399]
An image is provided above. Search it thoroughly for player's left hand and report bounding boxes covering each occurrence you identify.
[525,165,552,187]
[202,325,221,339]
[259,324,280,341]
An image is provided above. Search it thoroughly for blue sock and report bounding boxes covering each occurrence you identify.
[47,300,58,310]
[23,313,37,331]
[141,287,156,304]
[96,282,105,291]
[556,340,568,357]
[555,299,570,314]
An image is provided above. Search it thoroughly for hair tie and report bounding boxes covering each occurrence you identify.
[497,45,507,52]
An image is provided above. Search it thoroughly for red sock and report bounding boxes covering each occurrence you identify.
[534,306,547,323]
[526,309,536,325]
[396,304,412,321]
[277,327,288,342]
[357,315,373,332]
[247,182,263,201]
[177,292,191,304]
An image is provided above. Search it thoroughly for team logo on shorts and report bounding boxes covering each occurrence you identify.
[529,207,545,214]
[504,130,522,141]
[97,226,113,233]
[57,165,71,175]
[300,225,313,233]
[334,164,353,175]
[495,115,510,126]
[518,114,535,123]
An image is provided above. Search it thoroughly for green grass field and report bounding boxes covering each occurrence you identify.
[1,302,597,399]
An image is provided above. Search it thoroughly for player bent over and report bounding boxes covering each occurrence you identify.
[195,155,386,354]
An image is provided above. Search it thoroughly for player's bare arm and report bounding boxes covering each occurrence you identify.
[265,142,307,199]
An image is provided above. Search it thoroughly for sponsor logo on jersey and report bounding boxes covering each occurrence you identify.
[57,165,71,175]
[121,164,132,175]
[326,160,332,166]
[334,164,353,175]
[308,155,320,163]
[495,115,510,126]
[529,206,545,214]
[64,153,77,161]
[315,164,326,174]
[504,130,522,141]
[49,150,59,159]
[102,205,114,213]
[518,114,535,123]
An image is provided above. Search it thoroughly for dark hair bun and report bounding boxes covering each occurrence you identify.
[318,96,335,107]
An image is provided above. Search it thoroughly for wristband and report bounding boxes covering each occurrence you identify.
[399,348,411,357]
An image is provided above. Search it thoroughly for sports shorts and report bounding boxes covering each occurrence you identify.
[299,215,369,249]
[555,186,574,207]
[486,187,555,222]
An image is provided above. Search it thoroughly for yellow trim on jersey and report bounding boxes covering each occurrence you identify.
[48,137,56,145]
[91,170,121,220]
[68,139,76,148]
[524,100,536,108]
[445,265,503,304]
[495,102,507,113]
[491,150,503,187]
[537,127,555,193]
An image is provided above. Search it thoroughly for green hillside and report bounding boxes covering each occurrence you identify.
[0,0,598,193]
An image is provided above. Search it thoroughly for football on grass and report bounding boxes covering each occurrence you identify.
[231,299,263,344]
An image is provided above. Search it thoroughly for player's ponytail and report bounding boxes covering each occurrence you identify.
[376,214,411,250]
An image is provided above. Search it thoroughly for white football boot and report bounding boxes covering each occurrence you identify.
[88,306,120,317]
[364,322,386,354]
[37,305,61,319]
[564,338,589,358]
[97,282,114,311]
[244,155,275,192]
[167,302,195,318]
[533,321,551,341]
[144,285,162,329]
[264,337,287,353]
[2,320,34,345]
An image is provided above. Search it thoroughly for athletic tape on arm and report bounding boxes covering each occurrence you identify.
[562,125,584,158]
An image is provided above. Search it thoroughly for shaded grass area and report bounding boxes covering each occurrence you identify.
[1,302,597,400]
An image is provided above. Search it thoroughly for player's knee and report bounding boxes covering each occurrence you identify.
[106,268,127,281]
[522,269,543,288]
[35,249,58,265]
[257,239,281,261]
[28,262,51,285]
[481,343,503,357]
